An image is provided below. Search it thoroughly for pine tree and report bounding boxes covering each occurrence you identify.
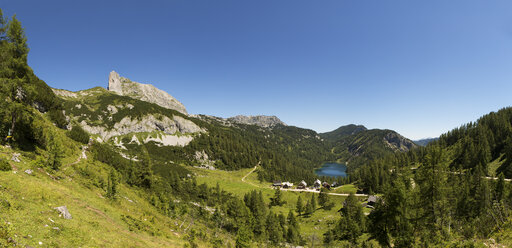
[310,193,317,211]
[417,146,450,235]
[332,193,366,244]
[107,169,119,199]
[318,188,332,209]
[235,224,252,248]
[266,212,283,245]
[287,210,298,229]
[270,188,284,206]
[496,173,505,202]
[45,128,63,170]
[296,195,303,215]
[304,200,313,217]
[139,149,153,188]
[0,14,31,141]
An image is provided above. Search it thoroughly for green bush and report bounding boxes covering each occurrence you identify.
[0,219,13,247]
[68,125,90,144]
[48,109,68,129]
[0,159,11,171]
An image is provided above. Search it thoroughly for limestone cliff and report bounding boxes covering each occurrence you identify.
[107,71,188,115]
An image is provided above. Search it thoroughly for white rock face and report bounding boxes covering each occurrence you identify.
[80,114,204,141]
[144,134,194,147]
[193,150,216,170]
[52,89,77,98]
[107,71,188,115]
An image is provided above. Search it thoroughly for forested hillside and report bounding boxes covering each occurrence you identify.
[333,107,512,247]
[319,124,367,142]
[321,125,417,169]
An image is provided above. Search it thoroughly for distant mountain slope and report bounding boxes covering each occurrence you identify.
[322,126,417,168]
[413,137,439,146]
[227,115,286,128]
[319,124,367,142]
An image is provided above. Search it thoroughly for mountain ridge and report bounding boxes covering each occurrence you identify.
[227,115,286,128]
[413,137,439,146]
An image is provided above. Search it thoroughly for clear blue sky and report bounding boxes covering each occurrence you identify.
[2,0,512,139]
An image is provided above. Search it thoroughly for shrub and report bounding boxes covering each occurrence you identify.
[68,125,90,144]
[0,219,13,247]
[48,109,68,129]
[0,159,11,171]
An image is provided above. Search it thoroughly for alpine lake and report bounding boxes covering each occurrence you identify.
[314,162,348,178]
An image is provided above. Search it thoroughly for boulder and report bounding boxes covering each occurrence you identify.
[11,153,20,162]
[54,206,72,219]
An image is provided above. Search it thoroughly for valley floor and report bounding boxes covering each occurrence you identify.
[191,166,371,242]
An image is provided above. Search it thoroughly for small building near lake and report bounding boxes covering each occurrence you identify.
[367,195,378,206]
[297,180,307,189]
[282,182,293,188]
[322,182,331,190]
[314,179,322,189]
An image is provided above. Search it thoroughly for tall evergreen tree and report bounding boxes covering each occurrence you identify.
[496,173,506,202]
[266,212,284,245]
[107,169,119,199]
[310,193,317,211]
[296,195,303,215]
[235,224,253,248]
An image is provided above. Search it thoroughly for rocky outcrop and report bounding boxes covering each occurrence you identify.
[227,115,286,128]
[383,132,417,152]
[80,114,204,141]
[193,150,216,170]
[55,206,72,219]
[107,71,188,115]
[52,89,78,98]
[143,134,194,147]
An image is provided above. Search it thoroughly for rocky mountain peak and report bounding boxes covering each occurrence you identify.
[227,115,286,128]
[107,71,188,115]
[383,131,417,152]
[108,71,123,94]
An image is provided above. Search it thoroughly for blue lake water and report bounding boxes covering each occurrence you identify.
[314,162,347,177]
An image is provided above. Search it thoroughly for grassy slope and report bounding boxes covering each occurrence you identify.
[0,146,189,247]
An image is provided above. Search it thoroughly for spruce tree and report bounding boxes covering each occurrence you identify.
[266,212,283,245]
[318,188,332,209]
[496,173,505,202]
[270,188,284,206]
[235,224,252,248]
[310,193,317,211]
[296,195,303,215]
[107,169,119,199]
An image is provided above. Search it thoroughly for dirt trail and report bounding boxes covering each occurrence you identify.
[241,165,261,188]
[62,145,88,169]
